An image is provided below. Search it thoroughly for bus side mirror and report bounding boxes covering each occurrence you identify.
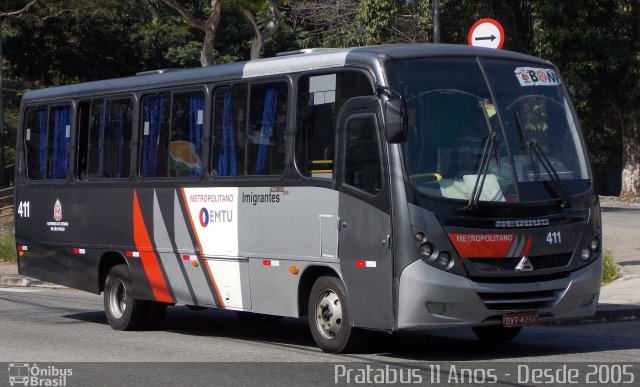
[384,99,407,143]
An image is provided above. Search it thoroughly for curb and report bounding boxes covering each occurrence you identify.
[0,274,66,289]
[592,308,640,323]
[544,308,640,326]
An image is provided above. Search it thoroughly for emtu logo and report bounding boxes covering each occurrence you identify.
[199,207,209,227]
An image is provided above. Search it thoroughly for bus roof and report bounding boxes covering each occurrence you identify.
[21,44,551,104]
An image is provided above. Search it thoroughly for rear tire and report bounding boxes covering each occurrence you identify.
[308,276,358,353]
[103,264,165,330]
[472,325,522,342]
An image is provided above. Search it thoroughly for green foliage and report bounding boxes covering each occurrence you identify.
[356,0,403,45]
[0,231,15,263]
[602,249,621,286]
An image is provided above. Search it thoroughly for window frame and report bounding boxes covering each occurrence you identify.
[137,86,208,181]
[22,101,75,184]
[292,68,377,186]
[210,77,291,180]
[77,95,136,182]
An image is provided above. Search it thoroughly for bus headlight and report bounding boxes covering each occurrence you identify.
[590,237,600,252]
[580,246,591,261]
[419,243,434,259]
[435,252,452,268]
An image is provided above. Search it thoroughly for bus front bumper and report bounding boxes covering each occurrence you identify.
[396,257,602,330]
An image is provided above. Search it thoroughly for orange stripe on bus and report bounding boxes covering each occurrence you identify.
[180,187,226,309]
[521,235,534,256]
[132,190,173,303]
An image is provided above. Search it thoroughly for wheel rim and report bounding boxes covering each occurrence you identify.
[108,278,127,319]
[315,289,343,340]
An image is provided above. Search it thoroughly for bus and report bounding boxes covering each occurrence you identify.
[14,44,602,353]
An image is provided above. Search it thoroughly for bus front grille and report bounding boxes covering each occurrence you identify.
[477,289,562,311]
[469,253,572,273]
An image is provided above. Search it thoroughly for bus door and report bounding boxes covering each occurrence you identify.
[336,97,394,330]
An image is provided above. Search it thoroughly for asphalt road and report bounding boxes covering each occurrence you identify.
[1,287,639,364]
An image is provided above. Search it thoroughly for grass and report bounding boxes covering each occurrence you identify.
[0,231,16,264]
[601,249,621,286]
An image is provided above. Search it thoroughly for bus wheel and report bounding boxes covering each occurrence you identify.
[103,264,149,331]
[308,276,357,353]
[472,325,522,342]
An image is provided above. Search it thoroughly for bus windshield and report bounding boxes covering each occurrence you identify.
[386,57,591,204]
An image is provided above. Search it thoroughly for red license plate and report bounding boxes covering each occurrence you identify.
[503,311,539,327]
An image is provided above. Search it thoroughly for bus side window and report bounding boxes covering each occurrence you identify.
[212,85,248,177]
[344,116,382,194]
[295,71,374,179]
[84,98,133,179]
[212,82,286,177]
[247,82,287,176]
[46,105,72,180]
[24,107,48,180]
[140,94,171,177]
[169,91,204,177]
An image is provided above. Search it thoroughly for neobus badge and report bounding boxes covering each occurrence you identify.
[495,219,550,228]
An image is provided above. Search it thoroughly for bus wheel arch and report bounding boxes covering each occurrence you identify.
[98,252,128,293]
[297,265,340,317]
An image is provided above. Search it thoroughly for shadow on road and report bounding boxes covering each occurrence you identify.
[63,306,640,362]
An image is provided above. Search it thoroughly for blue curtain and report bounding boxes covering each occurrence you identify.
[37,109,47,179]
[218,92,236,176]
[189,95,204,176]
[255,88,278,175]
[116,108,124,177]
[142,97,165,177]
[103,103,125,178]
[51,107,71,179]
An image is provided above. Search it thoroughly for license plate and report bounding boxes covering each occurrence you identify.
[503,311,539,327]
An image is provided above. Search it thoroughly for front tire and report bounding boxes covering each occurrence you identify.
[103,264,165,330]
[472,325,522,342]
[308,276,358,353]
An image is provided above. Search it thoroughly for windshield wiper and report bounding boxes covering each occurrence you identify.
[528,140,570,207]
[513,111,570,207]
[461,101,498,211]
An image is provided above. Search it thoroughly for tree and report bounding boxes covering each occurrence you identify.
[529,0,640,195]
[286,0,362,47]
[161,0,223,66]
[1,0,38,180]
[238,0,282,59]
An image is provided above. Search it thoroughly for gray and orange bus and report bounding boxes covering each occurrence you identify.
[14,44,601,353]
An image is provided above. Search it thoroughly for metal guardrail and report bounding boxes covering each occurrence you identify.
[0,186,14,219]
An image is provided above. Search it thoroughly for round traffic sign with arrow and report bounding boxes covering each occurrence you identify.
[468,18,504,49]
